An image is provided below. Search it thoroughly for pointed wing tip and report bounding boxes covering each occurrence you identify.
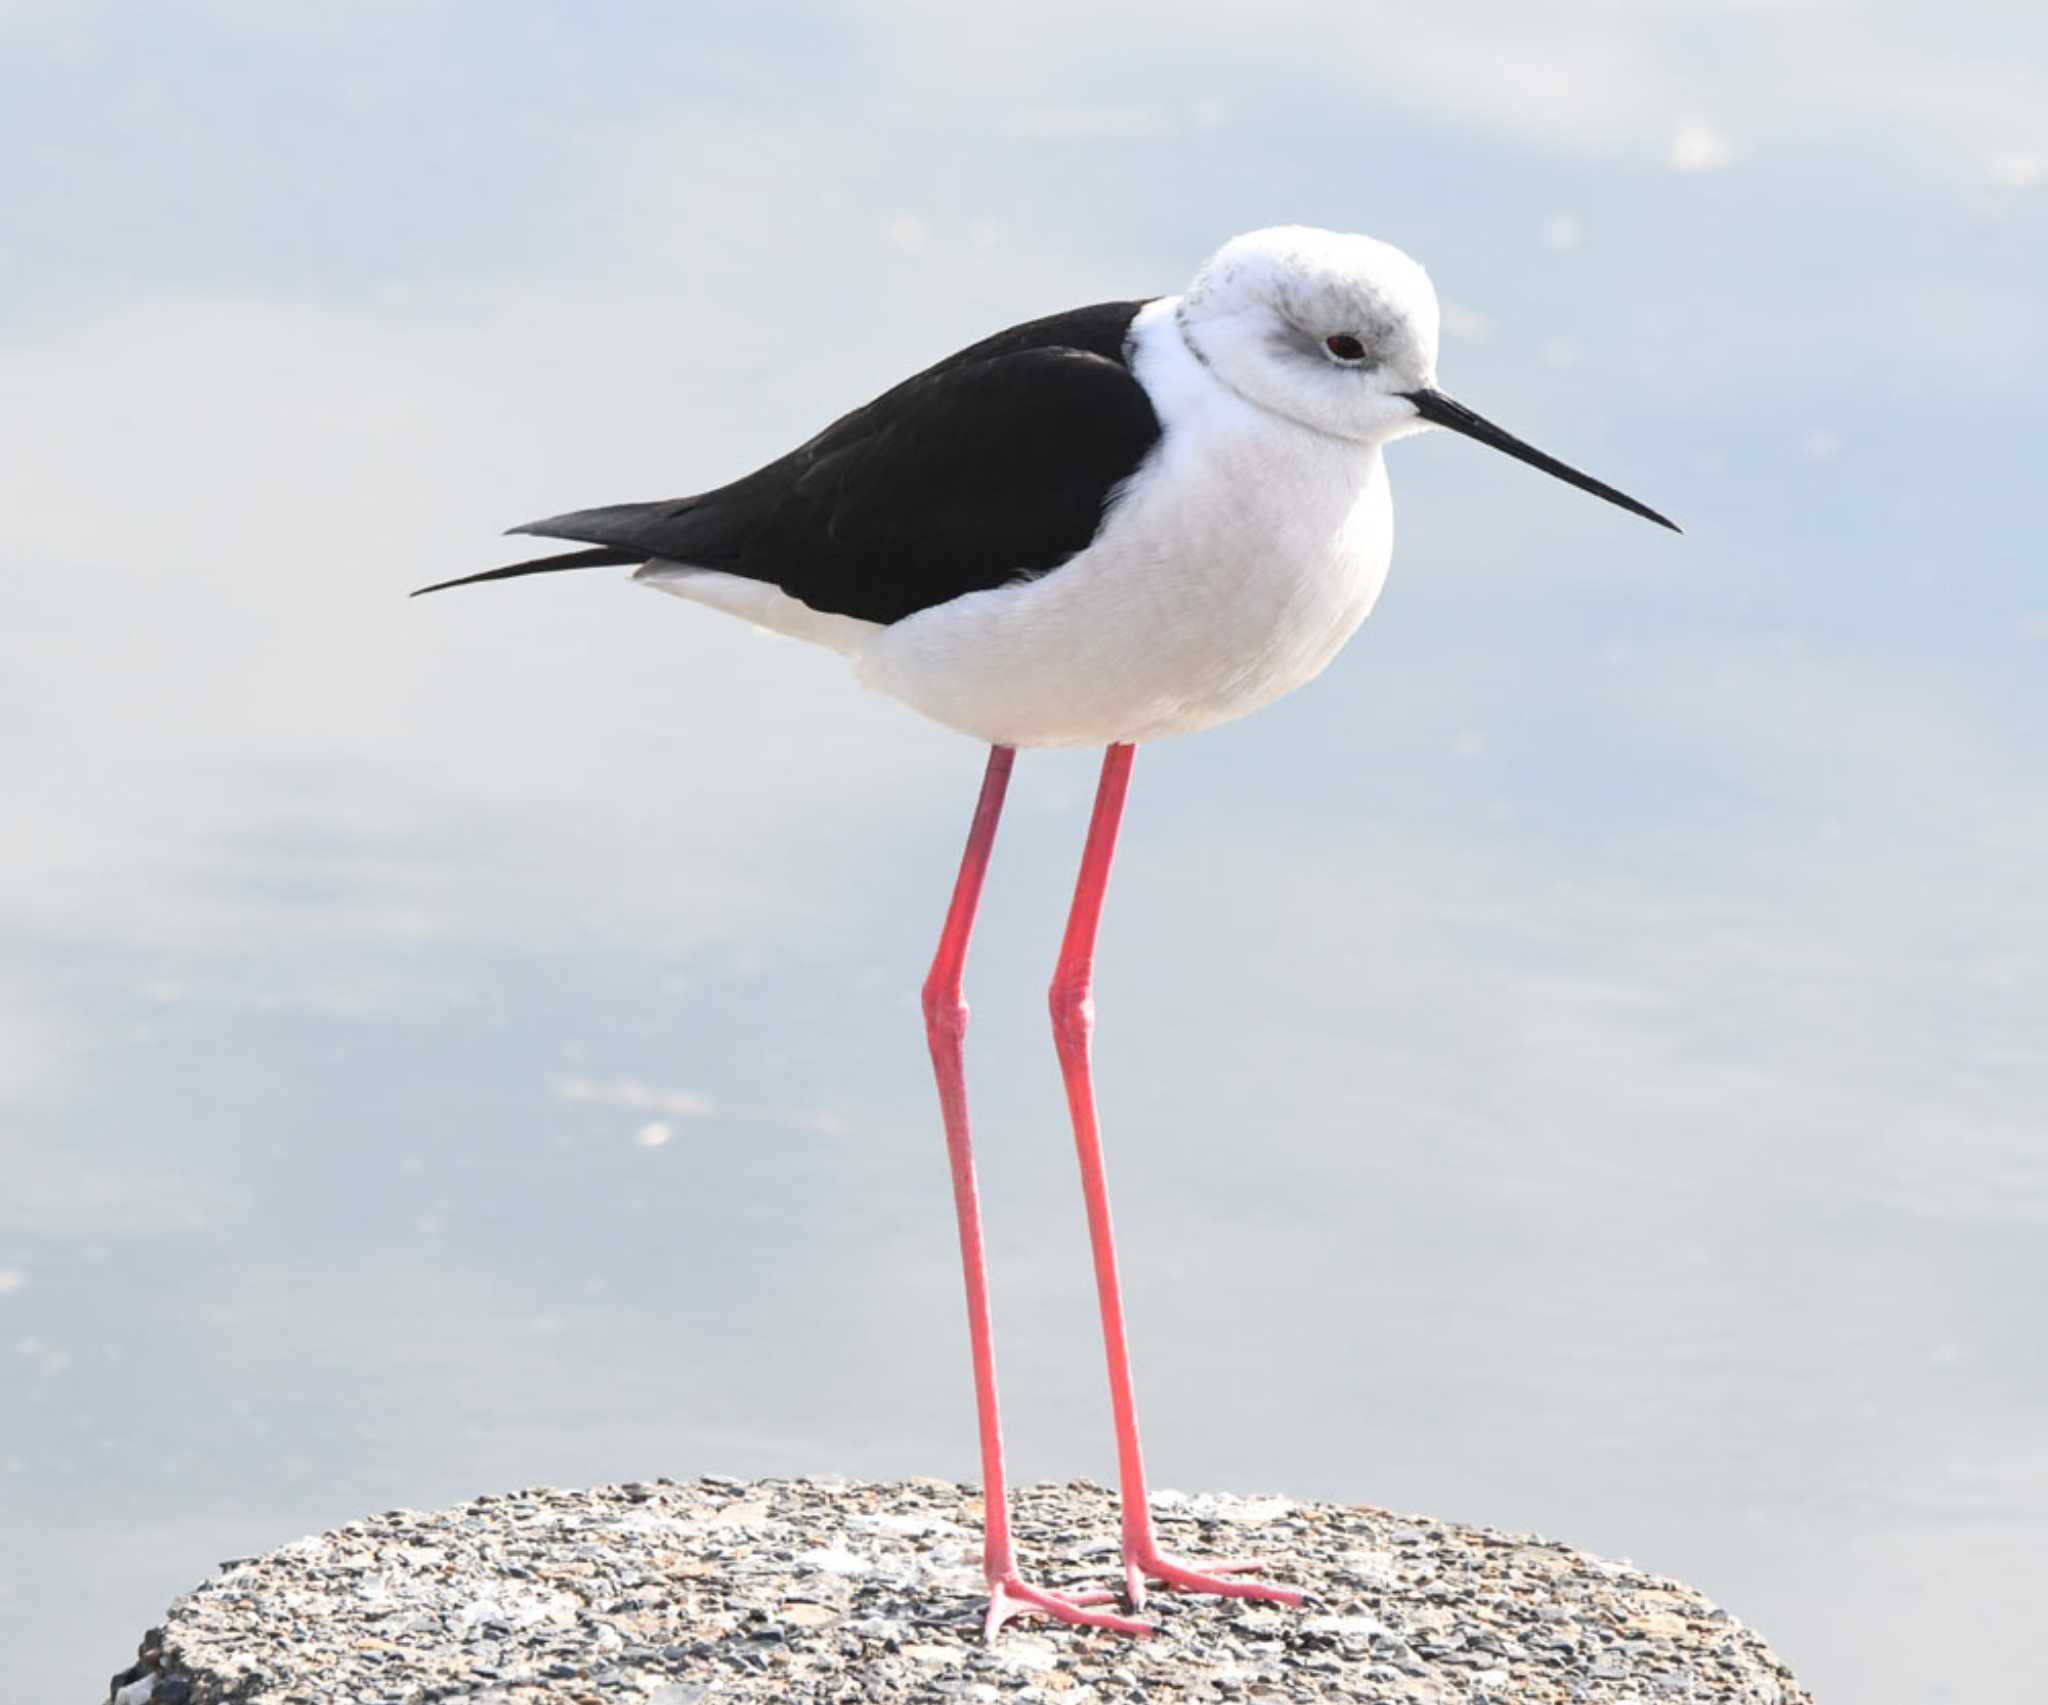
[408,544,642,601]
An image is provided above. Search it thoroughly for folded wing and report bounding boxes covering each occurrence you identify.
[417,301,1163,625]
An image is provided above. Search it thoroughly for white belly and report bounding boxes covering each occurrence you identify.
[861,304,1394,747]
[641,298,1396,748]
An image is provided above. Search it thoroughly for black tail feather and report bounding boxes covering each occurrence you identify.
[410,545,643,598]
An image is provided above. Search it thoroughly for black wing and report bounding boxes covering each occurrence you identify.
[417,301,1163,623]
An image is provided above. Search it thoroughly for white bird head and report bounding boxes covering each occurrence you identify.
[1178,226,1443,442]
[1178,225,1678,531]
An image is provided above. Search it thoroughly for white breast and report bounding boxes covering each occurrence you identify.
[859,298,1394,747]
[640,297,1396,749]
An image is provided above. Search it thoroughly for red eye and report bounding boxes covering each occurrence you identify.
[1325,334,1367,362]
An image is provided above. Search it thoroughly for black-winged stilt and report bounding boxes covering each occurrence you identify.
[417,226,1678,1638]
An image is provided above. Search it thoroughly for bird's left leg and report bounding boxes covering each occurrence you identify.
[1048,742,1305,1614]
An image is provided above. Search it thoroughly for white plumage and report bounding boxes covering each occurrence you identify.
[636,228,1448,747]
[424,224,1677,1644]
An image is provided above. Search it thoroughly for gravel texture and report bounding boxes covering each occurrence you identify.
[105,1476,1810,1704]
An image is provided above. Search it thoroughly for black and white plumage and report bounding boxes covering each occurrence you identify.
[420,225,1674,747]
[417,226,1679,1640]
[424,301,1156,624]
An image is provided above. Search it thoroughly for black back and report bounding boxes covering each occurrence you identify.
[418,301,1163,622]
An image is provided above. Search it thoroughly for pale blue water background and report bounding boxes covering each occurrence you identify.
[3,5,2044,1700]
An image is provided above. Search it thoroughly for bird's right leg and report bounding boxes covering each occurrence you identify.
[923,744,1149,1640]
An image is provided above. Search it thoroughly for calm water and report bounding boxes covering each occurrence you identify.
[4,6,2045,1701]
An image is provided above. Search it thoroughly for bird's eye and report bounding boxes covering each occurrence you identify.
[1324,333,1367,363]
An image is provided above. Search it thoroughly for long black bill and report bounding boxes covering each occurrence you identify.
[1405,389,1680,533]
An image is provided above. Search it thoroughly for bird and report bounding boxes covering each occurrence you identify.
[416,225,1678,1639]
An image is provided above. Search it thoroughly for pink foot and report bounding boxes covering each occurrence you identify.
[985,1572,1153,1640]
[1124,1547,1303,1614]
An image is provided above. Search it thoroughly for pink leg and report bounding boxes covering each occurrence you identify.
[1050,744,1305,1614]
[923,745,1148,1640]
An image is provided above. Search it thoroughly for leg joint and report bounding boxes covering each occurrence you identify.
[922,973,969,1039]
[1048,973,1095,1045]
